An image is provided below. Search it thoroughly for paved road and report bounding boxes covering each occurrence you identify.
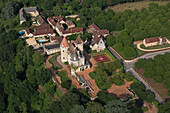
[108,47,170,71]
[107,47,170,103]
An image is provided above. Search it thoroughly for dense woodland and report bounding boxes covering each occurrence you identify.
[0,0,170,112]
[135,53,170,96]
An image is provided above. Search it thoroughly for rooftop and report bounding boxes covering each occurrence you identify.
[60,37,69,47]
[37,16,46,25]
[75,35,83,44]
[44,44,60,49]
[145,36,166,44]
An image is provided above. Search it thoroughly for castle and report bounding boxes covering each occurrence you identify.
[60,36,90,74]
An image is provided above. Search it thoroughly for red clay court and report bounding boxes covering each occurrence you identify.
[93,54,111,63]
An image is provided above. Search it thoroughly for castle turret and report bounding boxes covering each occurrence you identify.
[60,37,69,62]
[74,35,83,51]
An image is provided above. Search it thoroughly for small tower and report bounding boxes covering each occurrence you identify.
[60,37,69,62]
[74,35,83,51]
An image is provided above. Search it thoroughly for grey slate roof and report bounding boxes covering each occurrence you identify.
[44,44,60,50]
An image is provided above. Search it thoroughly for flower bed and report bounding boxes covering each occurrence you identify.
[93,54,111,63]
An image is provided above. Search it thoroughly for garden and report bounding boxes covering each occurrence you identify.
[57,71,71,90]
[93,54,111,63]
[49,54,62,70]
[89,60,125,90]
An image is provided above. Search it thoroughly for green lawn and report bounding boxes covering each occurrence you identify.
[54,86,63,99]
[133,44,146,56]
[104,48,116,61]
[57,71,70,82]
[49,54,62,70]
[140,44,170,50]
[90,50,105,56]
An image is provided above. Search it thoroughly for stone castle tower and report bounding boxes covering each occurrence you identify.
[60,37,69,62]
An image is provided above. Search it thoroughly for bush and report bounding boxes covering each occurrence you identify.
[61,80,71,89]
[125,73,134,82]
[64,62,68,65]
[111,75,125,86]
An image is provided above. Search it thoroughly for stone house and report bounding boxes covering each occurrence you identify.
[48,16,83,37]
[37,16,46,25]
[43,43,60,55]
[143,36,167,47]
[33,24,56,38]
[19,7,39,24]
[90,35,106,52]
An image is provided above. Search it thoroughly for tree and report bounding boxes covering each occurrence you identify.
[0,94,6,112]
[70,105,86,113]
[124,46,137,58]
[3,2,15,19]
[97,91,115,104]
[145,91,155,103]
[32,52,44,67]
[135,59,146,69]
[61,80,71,89]
[60,92,80,112]
[154,75,163,83]
[86,101,104,113]
[158,102,170,113]
[106,35,115,46]
[104,100,130,113]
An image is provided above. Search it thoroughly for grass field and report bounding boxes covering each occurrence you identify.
[49,54,62,70]
[57,71,70,82]
[107,1,170,12]
[133,44,146,56]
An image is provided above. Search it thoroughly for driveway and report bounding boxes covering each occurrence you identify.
[137,42,170,52]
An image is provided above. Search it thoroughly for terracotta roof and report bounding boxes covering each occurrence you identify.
[62,28,83,34]
[93,35,101,44]
[145,36,166,44]
[66,20,75,26]
[53,16,63,22]
[37,16,46,25]
[60,37,69,47]
[33,29,54,36]
[98,29,109,36]
[51,36,62,44]
[88,23,101,31]
[33,24,54,36]
[75,35,83,44]
[34,24,51,30]
[48,17,57,27]
[25,28,31,34]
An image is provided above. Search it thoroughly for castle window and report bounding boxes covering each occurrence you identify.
[63,57,65,59]
[63,50,64,52]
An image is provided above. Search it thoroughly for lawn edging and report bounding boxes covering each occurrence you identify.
[104,48,116,61]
